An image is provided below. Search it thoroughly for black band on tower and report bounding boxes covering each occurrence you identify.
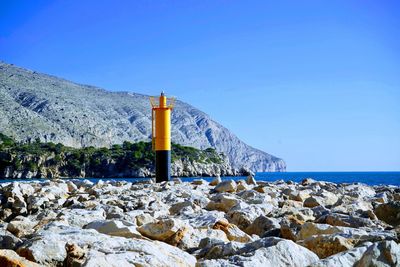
[155,150,171,182]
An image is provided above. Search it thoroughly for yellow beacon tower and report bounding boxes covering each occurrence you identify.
[150,92,175,182]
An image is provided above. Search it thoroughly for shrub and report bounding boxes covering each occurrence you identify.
[0,132,226,175]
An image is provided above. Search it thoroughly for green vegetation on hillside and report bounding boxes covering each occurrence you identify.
[0,133,224,178]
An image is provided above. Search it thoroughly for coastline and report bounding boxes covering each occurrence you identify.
[0,177,399,266]
[1,171,399,186]
[0,134,262,179]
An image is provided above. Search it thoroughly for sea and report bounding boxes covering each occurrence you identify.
[0,172,399,186]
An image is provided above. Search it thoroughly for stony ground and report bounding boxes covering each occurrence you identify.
[0,177,399,266]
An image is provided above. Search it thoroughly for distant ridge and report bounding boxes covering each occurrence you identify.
[0,61,286,172]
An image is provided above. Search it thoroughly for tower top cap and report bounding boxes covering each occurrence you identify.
[161,91,165,96]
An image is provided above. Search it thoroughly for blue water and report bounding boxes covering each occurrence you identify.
[254,172,400,186]
[1,172,399,186]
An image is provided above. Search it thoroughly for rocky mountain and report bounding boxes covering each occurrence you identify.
[0,61,286,172]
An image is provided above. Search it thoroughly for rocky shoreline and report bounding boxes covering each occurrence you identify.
[0,154,247,179]
[0,134,253,179]
[0,177,399,266]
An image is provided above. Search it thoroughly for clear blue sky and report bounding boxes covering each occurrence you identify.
[1,0,399,171]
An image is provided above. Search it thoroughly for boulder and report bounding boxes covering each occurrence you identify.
[137,218,188,243]
[0,228,22,250]
[0,208,13,221]
[172,177,183,184]
[135,213,155,226]
[40,183,69,199]
[344,184,375,199]
[316,213,375,228]
[226,204,274,230]
[11,194,27,214]
[206,194,242,213]
[309,243,371,267]
[64,242,86,267]
[238,190,273,204]
[300,234,354,258]
[179,228,228,250]
[200,241,245,260]
[17,183,35,196]
[27,195,50,213]
[16,223,196,267]
[212,220,253,243]
[332,196,373,213]
[244,215,280,237]
[214,180,237,193]
[183,210,226,229]
[192,179,207,185]
[356,240,400,267]
[374,201,400,226]
[318,190,339,206]
[297,222,342,240]
[301,178,317,186]
[198,237,319,267]
[169,201,196,215]
[374,192,388,203]
[66,181,78,193]
[104,205,124,219]
[297,222,397,245]
[6,216,37,238]
[209,176,222,186]
[246,175,257,185]
[84,220,142,238]
[280,216,304,241]
[0,249,41,267]
[236,181,250,192]
[57,208,106,227]
[288,189,312,202]
[304,196,324,208]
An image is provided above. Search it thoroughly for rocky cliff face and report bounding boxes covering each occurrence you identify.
[0,136,242,179]
[0,61,286,172]
[0,151,238,179]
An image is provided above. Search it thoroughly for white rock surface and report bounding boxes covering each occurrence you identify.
[17,223,196,267]
[198,238,319,267]
[84,220,142,238]
[215,180,237,193]
[0,249,41,267]
[0,179,398,267]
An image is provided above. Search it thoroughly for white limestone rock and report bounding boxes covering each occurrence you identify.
[6,216,37,238]
[179,228,229,250]
[244,215,281,237]
[212,220,253,243]
[309,243,371,267]
[215,180,237,193]
[198,237,319,267]
[0,249,41,267]
[16,223,196,267]
[57,208,106,227]
[137,218,188,242]
[206,194,242,213]
[84,220,142,238]
[357,240,400,267]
